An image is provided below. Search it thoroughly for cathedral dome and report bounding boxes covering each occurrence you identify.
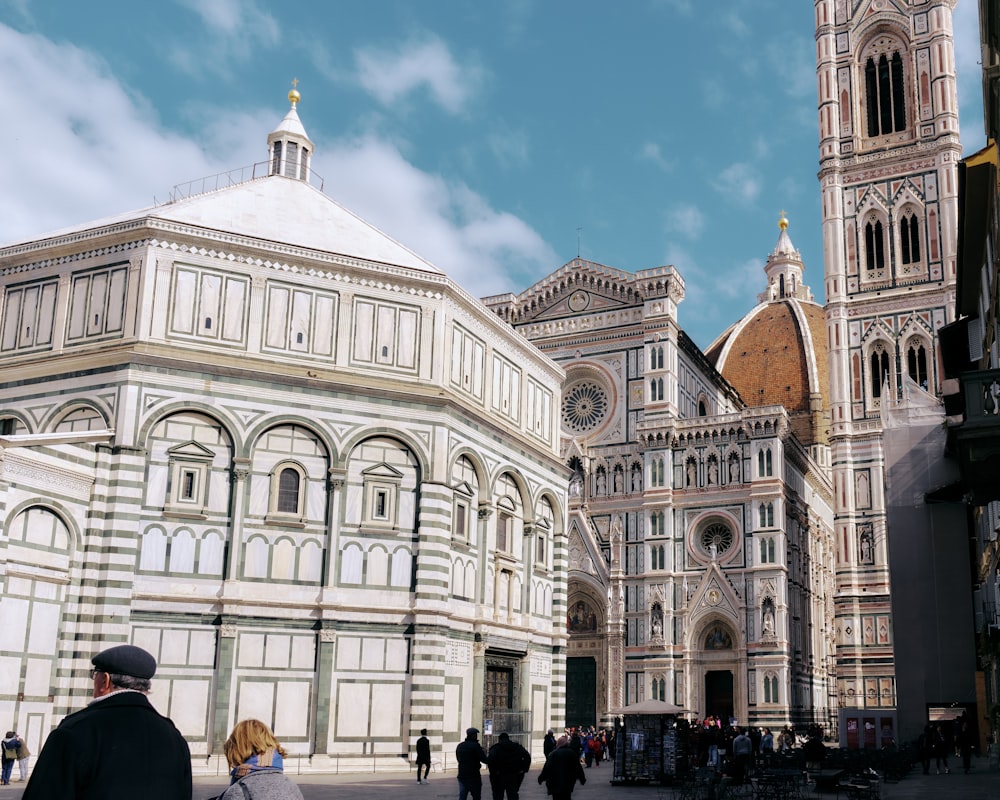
[704,218,830,448]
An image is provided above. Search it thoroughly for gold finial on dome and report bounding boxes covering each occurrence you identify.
[779,210,789,231]
[288,77,301,107]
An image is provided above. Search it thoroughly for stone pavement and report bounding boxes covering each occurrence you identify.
[1,758,996,798]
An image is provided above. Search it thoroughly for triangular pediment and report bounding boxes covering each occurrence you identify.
[166,441,215,460]
[687,562,741,623]
[361,462,403,480]
[503,258,641,324]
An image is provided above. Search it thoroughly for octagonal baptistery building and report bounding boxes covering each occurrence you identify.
[0,92,569,772]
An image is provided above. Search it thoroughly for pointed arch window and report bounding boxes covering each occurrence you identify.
[906,338,929,390]
[865,219,886,272]
[757,448,773,477]
[900,213,921,265]
[870,343,891,399]
[865,51,906,136]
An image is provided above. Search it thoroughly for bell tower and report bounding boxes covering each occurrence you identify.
[816,0,961,723]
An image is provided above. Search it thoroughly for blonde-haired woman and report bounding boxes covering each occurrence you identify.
[219,720,303,800]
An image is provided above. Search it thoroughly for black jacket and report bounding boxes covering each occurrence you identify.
[488,738,531,777]
[22,691,191,800]
[537,745,586,795]
[456,737,488,782]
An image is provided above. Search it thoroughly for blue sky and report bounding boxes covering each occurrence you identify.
[0,0,985,349]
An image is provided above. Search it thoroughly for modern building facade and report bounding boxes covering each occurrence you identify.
[0,93,569,771]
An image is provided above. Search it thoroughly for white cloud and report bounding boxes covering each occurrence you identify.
[314,136,557,295]
[713,162,762,204]
[639,142,675,172]
[0,24,242,245]
[488,127,530,169]
[0,24,555,301]
[170,0,280,78]
[665,205,706,239]
[355,36,483,115]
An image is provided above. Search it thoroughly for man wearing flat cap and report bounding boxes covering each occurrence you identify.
[23,643,191,800]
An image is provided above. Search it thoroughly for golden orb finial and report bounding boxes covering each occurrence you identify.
[288,77,301,107]
[778,210,789,231]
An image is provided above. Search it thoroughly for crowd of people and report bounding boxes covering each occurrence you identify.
[917,716,978,775]
[681,717,828,784]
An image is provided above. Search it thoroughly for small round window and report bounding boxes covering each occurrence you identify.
[700,522,734,557]
[561,381,609,434]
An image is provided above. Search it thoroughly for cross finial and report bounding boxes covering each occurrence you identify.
[288,77,301,107]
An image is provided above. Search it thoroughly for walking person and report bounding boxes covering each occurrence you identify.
[933,722,950,774]
[487,731,531,800]
[917,724,933,775]
[537,735,586,800]
[731,727,752,784]
[456,727,488,800]
[416,728,432,784]
[218,719,303,799]
[13,733,29,782]
[0,732,17,786]
[958,719,975,774]
[542,729,557,759]
[21,644,191,800]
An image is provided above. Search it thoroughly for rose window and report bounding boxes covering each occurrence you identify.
[562,381,609,434]
[700,523,734,556]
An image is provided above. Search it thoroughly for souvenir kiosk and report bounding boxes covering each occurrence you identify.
[611,700,691,785]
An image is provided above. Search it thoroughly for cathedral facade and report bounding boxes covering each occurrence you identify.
[485,226,838,733]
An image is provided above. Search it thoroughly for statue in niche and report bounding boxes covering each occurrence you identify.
[611,514,623,541]
[613,468,623,493]
[705,625,733,650]
[569,474,583,497]
[596,469,606,495]
[651,603,664,639]
[859,526,875,565]
[686,459,696,487]
[729,456,739,483]
[762,598,776,638]
[632,464,642,492]
[707,458,718,485]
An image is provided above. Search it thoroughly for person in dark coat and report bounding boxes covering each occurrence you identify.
[542,729,557,758]
[416,728,432,784]
[537,735,586,800]
[487,732,531,800]
[22,644,191,800]
[456,727,489,800]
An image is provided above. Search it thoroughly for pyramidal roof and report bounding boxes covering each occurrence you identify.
[2,87,442,276]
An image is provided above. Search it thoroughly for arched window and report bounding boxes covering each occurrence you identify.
[906,338,929,390]
[865,50,906,136]
[763,672,780,704]
[757,448,773,477]
[276,468,300,513]
[900,213,921,264]
[870,343,891,398]
[865,219,886,271]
